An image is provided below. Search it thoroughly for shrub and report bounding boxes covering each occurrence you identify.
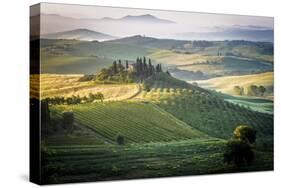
[234,125,257,144]
[62,111,74,133]
[224,139,254,167]
[116,135,125,145]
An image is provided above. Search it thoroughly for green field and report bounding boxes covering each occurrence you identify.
[225,97,273,114]
[43,138,273,184]
[176,56,273,76]
[50,101,207,144]
[140,86,273,140]
[40,39,152,74]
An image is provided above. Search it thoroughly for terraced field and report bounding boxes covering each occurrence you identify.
[50,101,207,144]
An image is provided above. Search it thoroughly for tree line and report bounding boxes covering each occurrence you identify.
[233,85,266,96]
[134,57,162,79]
[44,92,104,105]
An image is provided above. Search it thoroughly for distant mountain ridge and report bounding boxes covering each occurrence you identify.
[39,13,175,24]
[110,14,175,23]
[42,29,117,41]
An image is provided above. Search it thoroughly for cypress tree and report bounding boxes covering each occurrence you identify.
[112,61,117,74]
[126,60,129,69]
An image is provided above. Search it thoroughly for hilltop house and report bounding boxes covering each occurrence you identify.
[127,63,136,72]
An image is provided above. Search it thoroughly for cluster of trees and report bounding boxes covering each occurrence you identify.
[247,85,266,96]
[95,57,163,83]
[224,125,257,168]
[134,57,162,80]
[96,60,134,83]
[233,86,245,96]
[44,92,104,105]
[233,85,266,96]
[41,99,76,136]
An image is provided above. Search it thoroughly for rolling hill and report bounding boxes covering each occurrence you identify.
[42,29,117,41]
[104,14,175,24]
[40,38,152,74]
[40,71,273,184]
[107,35,186,49]
[51,101,207,144]
[31,74,140,100]
[138,82,273,139]
[40,37,273,76]
[196,72,273,97]
[174,56,273,77]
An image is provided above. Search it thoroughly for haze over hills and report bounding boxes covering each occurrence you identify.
[37,13,176,35]
[107,35,186,49]
[104,14,175,23]
[174,27,273,42]
[42,29,117,41]
[36,13,273,41]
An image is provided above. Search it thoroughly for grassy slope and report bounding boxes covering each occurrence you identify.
[196,72,273,95]
[43,138,272,184]
[176,56,273,76]
[181,41,273,63]
[194,72,273,114]
[50,101,207,144]
[31,74,140,100]
[40,39,152,74]
[42,73,273,184]
[149,49,223,66]
[225,98,273,114]
[139,76,273,139]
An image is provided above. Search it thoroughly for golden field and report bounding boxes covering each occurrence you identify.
[195,72,273,97]
[149,49,222,66]
[30,74,140,101]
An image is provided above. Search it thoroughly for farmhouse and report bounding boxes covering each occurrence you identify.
[127,63,136,72]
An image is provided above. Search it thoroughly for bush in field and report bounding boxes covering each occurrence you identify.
[247,85,266,97]
[258,86,266,96]
[95,92,104,102]
[233,86,244,95]
[62,112,74,133]
[143,82,151,92]
[224,125,257,168]
[116,135,125,145]
[224,139,254,167]
[234,125,257,144]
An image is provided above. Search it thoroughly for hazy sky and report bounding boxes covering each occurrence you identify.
[37,3,274,39]
[40,3,273,27]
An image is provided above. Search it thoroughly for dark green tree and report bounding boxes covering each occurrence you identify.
[125,60,129,69]
[116,135,125,145]
[258,86,266,96]
[234,125,257,144]
[117,60,124,72]
[224,139,254,167]
[112,61,118,74]
[62,111,74,133]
